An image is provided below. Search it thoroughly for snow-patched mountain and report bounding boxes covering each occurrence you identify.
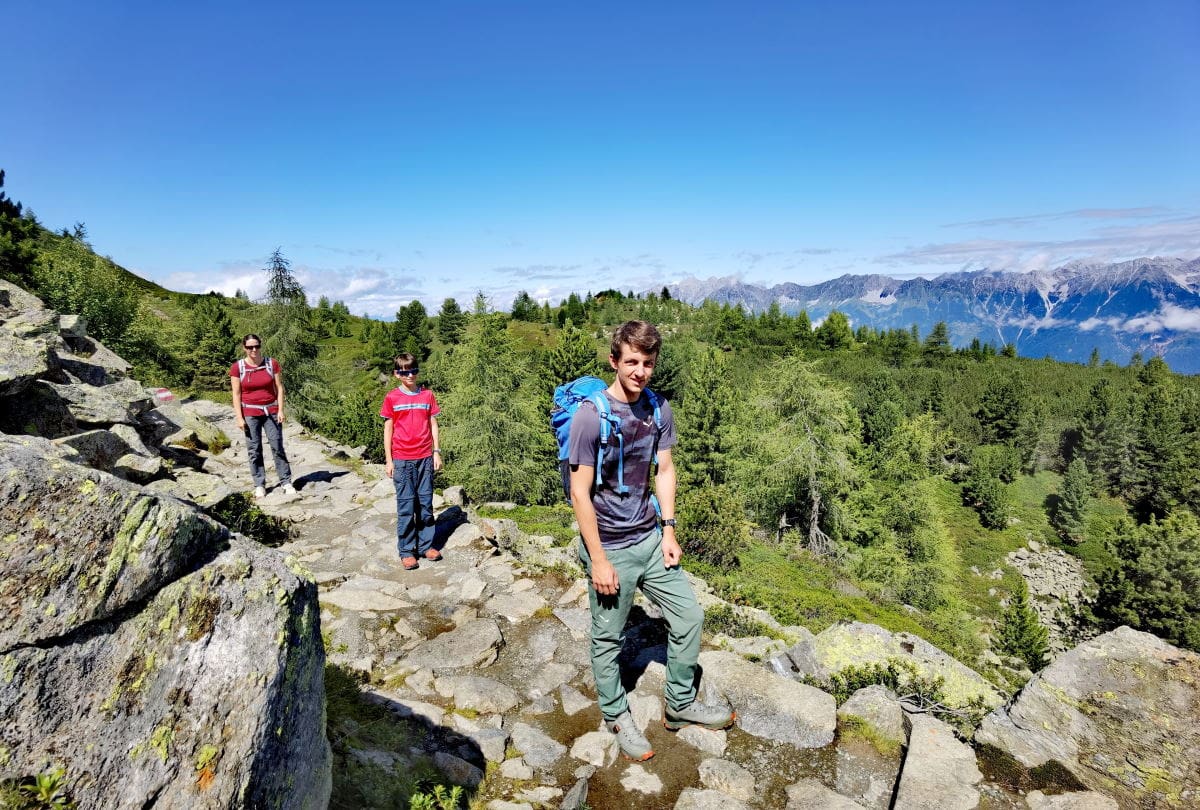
[666,257,1200,373]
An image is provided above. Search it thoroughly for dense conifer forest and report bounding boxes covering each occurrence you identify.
[4,171,1198,686]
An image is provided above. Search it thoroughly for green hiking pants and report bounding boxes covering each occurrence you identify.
[578,528,704,721]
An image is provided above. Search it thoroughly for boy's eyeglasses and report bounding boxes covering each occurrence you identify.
[244,344,261,350]
[396,369,419,377]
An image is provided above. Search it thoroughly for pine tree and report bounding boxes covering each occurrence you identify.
[922,321,952,361]
[1094,513,1200,651]
[0,170,38,285]
[436,297,467,345]
[976,373,1026,444]
[814,310,853,351]
[440,314,557,503]
[510,290,538,321]
[676,346,734,488]
[1055,457,1090,543]
[188,294,236,391]
[392,300,431,360]
[998,582,1049,671]
[545,321,599,384]
[1078,379,1135,495]
[258,249,320,421]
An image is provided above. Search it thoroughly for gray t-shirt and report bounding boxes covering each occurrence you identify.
[567,390,676,549]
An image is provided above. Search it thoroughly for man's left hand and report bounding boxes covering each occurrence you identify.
[662,530,682,567]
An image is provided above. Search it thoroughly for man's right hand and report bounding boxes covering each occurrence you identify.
[591,557,620,596]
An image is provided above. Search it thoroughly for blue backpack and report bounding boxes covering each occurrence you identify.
[551,376,661,503]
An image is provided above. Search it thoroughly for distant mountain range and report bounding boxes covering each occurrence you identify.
[665,257,1200,374]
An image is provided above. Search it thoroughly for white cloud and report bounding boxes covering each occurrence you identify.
[1080,305,1200,334]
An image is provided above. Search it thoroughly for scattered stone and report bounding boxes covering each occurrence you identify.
[570,731,618,767]
[404,618,504,670]
[435,675,521,714]
[486,588,548,622]
[677,725,727,756]
[674,788,749,810]
[559,685,592,716]
[486,802,532,810]
[893,715,981,810]
[509,722,568,769]
[621,763,664,794]
[785,778,866,809]
[500,758,533,780]
[561,777,589,810]
[699,650,836,747]
[432,751,483,788]
[1024,790,1118,809]
[836,685,907,810]
[516,786,562,804]
[554,606,592,638]
[698,758,755,801]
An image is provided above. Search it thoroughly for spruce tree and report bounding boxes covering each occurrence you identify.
[676,346,734,488]
[258,249,320,421]
[440,314,557,503]
[545,320,599,384]
[1094,513,1200,651]
[392,300,431,360]
[436,297,467,344]
[998,582,1049,671]
[814,310,853,351]
[188,294,236,392]
[1055,457,1090,544]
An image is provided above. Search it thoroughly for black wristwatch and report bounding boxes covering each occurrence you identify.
[660,518,677,528]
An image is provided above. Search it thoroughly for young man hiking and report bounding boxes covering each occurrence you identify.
[567,320,733,762]
[381,353,442,570]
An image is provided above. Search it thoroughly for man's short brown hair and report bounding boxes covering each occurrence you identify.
[393,353,417,371]
[610,320,662,360]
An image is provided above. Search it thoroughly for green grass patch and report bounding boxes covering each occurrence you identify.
[689,543,973,658]
[703,603,784,639]
[475,503,577,546]
[206,493,291,546]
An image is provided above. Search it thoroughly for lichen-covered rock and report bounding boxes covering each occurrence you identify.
[782,621,1003,712]
[976,626,1200,808]
[43,378,140,426]
[57,334,131,386]
[0,435,331,809]
[0,435,225,650]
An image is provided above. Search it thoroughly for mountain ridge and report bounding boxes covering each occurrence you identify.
[665,257,1200,372]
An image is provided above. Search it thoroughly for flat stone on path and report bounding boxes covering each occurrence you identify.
[677,725,727,756]
[893,715,981,810]
[698,758,755,801]
[785,778,866,809]
[509,722,568,769]
[621,763,664,795]
[570,731,617,767]
[674,788,749,810]
[699,650,836,747]
[435,675,520,714]
[486,589,547,622]
[403,618,504,670]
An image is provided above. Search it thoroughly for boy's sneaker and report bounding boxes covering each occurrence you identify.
[605,711,654,761]
[253,486,267,499]
[663,701,735,731]
[281,484,297,496]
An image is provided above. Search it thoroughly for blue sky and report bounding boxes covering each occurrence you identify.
[4,1,1199,318]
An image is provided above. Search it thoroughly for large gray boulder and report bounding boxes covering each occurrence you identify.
[976,626,1200,808]
[893,715,982,809]
[836,685,907,809]
[779,621,1003,712]
[0,280,56,397]
[58,333,131,385]
[0,434,331,809]
[698,650,836,747]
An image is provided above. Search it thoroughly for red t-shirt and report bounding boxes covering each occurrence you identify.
[230,358,281,412]
[380,386,440,460]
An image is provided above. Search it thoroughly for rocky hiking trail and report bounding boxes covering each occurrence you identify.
[203,406,1125,810]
